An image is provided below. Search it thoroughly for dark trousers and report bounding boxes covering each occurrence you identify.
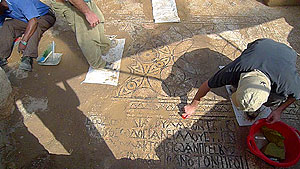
[0,11,56,59]
[263,92,287,107]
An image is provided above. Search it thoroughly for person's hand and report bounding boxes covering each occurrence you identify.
[18,42,27,54]
[182,104,197,119]
[84,11,100,28]
[266,108,282,124]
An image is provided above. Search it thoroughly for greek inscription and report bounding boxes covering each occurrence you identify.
[160,153,249,169]
[85,115,246,168]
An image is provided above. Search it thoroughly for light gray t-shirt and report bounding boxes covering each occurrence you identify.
[208,38,300,99]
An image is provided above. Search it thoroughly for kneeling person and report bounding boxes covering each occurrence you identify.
[0,0,56,71]
[183,38,300,124]
[51,0,113,69]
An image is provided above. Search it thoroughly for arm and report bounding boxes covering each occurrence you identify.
[182,80,211,118]
[68,0,100,27]
[266,97,296,124]
[18,18,38,53]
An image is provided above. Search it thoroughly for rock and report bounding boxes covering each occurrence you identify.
[0,67,13,119]
[263,0,300,6]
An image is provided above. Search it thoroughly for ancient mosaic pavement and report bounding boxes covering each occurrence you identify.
[7,0,299,168]
[83,2,300,168]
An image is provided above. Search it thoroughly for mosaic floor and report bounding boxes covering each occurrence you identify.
[3,0,300,168]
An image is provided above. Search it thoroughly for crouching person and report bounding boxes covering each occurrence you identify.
[50,0,113,69]
[0,0,56,71]
[183,39,300,124]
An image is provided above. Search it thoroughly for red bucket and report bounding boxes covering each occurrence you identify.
[247,118,300,167]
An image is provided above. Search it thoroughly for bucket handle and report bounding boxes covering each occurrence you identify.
[249,138,260,153]
[294,128,300,138]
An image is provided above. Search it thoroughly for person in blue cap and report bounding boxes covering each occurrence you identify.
[0,0,56,71]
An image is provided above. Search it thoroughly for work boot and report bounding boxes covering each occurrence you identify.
[0,58,8,67]
[246,111,259,119]
[110,39,118,48]
[104,61,116,70]
[245,106,265,119]
[19,56,33,71]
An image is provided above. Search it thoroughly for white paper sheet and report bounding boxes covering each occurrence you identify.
[219,66,272,126]
[152,0,180,23]
[82,39,125,86]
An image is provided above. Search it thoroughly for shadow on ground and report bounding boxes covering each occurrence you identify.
[11,98,276,169]
[162,48,232,115]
